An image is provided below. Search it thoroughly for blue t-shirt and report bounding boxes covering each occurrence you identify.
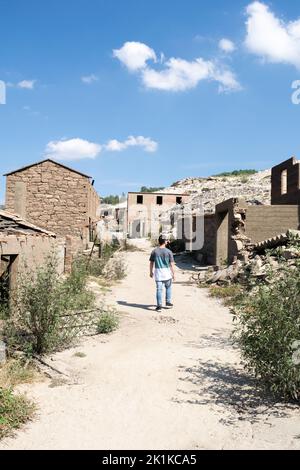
[149,247,174,281]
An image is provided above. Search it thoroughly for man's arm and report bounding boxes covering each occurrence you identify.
[150,261,154,278]
[170,261,175,281]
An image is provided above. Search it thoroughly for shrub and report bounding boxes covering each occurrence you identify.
[97,310,119,334]
[0,388,35,440]
[233,263,300,400]
[102,254,127,281]
[213,169,257,177]
[5,252,95,355]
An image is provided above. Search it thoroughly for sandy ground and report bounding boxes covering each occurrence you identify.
[1,240,300,450]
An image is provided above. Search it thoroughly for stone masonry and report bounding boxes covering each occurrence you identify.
[4,159,100,270]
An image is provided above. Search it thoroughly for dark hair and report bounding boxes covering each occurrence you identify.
[158,235,166,246]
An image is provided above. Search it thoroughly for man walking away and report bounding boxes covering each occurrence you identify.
[149,235,175,312]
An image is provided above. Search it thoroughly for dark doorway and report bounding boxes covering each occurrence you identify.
[0,255,17,316]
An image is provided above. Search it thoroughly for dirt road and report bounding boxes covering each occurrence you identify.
[1,241,300,450]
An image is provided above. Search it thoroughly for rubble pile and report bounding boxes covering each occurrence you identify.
[197,230,300,286]
[162,169,271,213]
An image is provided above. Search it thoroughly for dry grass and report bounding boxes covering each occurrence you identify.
[0,388,35,440]
[0,359,40,388]
[209,285,242,306]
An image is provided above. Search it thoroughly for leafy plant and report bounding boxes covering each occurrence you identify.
[97,310,119,334]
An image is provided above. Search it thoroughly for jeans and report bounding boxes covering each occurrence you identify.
[156,279,172,307]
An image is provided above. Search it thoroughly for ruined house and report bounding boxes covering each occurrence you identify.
[198,157,300,266]
[0,209,65,307]
[127,191,189,238]
[4,159,100,269]
[271,157,300,205]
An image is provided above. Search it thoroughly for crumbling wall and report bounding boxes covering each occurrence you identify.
[0,233,65,293]
[194,214,216,264]
[245,205,300,244]
[271,157,300,205]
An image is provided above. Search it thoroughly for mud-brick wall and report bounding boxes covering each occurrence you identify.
[245,205,300,244]
[5,160,99,244]
[0,233,65,287]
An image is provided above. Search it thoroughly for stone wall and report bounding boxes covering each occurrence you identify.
[5,160,100,269]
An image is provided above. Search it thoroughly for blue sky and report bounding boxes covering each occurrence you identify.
[1,0,300,201]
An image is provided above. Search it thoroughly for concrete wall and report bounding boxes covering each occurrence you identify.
[245,205,300,243]
[127,192,189,237]
[214,198,300,266]
[271,157,300,205]
[0,233,65,292]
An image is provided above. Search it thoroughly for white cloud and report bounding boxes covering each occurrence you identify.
[113,41,157,71]
[245,1,300,69]
[44,138,102,161]
[219,38,236,53]
[114,41,241,92]
[81,74,98,84]
[17,80,36,89]
[43,135,158,161]
[105,135,158,153]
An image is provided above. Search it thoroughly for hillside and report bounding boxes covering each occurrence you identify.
[162,169,271,213]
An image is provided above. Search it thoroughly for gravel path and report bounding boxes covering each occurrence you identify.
[1,241,300,450]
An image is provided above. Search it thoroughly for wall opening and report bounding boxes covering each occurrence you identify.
[137,195,143,204]
[0,254,18,313]
[176,196,182,205]
[156,196,163,205]
[281,169,288,195]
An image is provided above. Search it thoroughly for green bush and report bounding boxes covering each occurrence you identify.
[233,263,300,400]
[213,169,257,177]
[0,388,35,440]
[209,285,242,306]
[97,311,119,334]
[5,252,95,355]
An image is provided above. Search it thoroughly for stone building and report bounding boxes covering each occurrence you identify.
[127,191,189,238]
[0,209,65,307]
[4,159,100,269]
[195,157,300,266]
[271,157,300,205]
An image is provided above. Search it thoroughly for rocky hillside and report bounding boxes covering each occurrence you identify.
[162,169,271,213]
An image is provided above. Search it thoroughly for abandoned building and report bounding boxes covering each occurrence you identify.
[4,159,100,268]
[271,157,300,205]
[196,157,300,266]
[127,191,189,238]
[0,209,65,308]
